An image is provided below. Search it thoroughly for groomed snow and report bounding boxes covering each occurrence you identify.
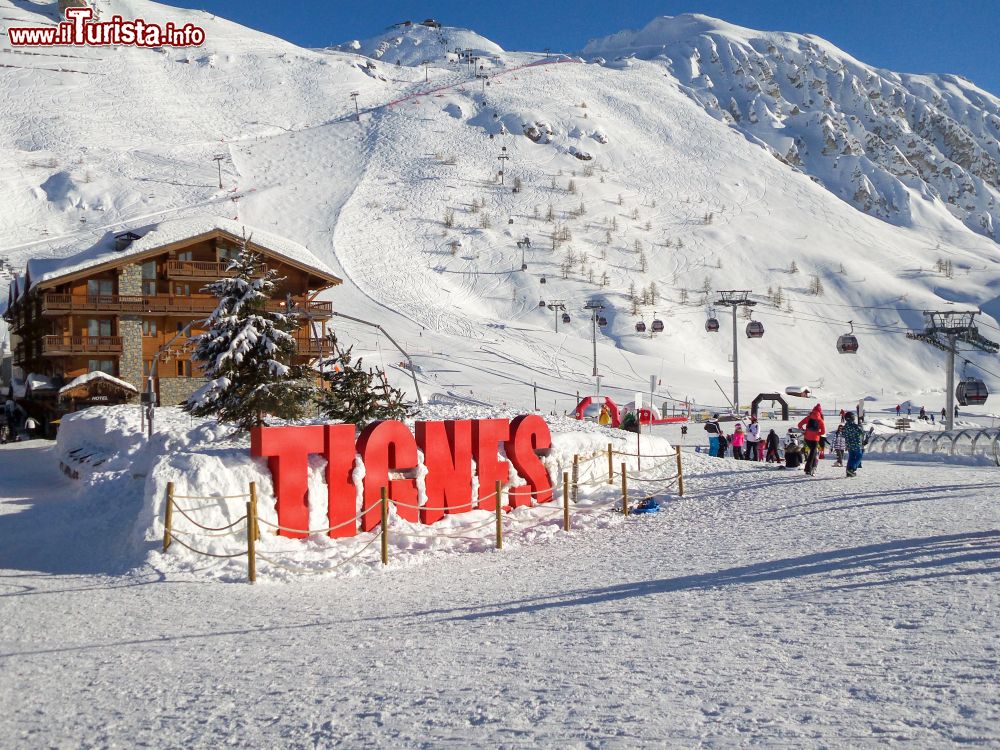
[1,431,997,746]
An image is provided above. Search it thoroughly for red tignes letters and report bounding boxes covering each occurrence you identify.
[250,418,552,538]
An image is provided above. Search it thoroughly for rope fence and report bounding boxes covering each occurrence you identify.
[159,445,685,582]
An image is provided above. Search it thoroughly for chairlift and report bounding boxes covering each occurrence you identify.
[651,319,665,333]
[746,320,764,338]
[635,321,646,333]
[837,320,859,354]
[597,316,608,327]
[562,312,571,324]
[706,317,720,333]
[956,377,989,406]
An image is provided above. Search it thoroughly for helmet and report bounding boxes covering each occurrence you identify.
[712,413,720,418]
[844,412,855,421]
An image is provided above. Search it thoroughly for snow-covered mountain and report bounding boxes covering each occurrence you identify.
[3,1,1000,413]
[584,14,1000,241]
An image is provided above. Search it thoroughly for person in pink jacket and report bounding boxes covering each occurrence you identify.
[730,423,746,460]
[797,404,826,476]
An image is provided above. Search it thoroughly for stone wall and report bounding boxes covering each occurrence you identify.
[118,263,142,295]
[118,317,143,393]
[158,376,206,406]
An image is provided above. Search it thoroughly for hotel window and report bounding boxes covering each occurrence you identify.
[86,279,113,298]
[87,319,112,337]
[142,320,157,337]
[177,251,193,262]
[88,359,115,375]
[141,261,157,296]
[177,359,192,377]
[218,242,240,262]
[143,359,153,377]
[174,283,191,297]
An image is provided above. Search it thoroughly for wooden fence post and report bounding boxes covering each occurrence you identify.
[675,446,684,497]
[246,499,257,584]
[621,461,628,516]
[607,443,613,484]
[572,454,579,503]
[380,487,389,566]
[495,480,503,550]
[563,471,570,531]
[249,481,261,540]
[163,482,174,552]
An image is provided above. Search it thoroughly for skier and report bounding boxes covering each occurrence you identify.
[839,408,846,422]
[746,417,762,461]
[941,407,946,421]
[704,413,722,455]
[831,425,847,467]
[765,429,781,463]
[797,404,826,476]
[842,412,865,477]
[731,423,746,460]
[896,404,901,417]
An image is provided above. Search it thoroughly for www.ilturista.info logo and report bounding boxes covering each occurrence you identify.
[8,6,205,48]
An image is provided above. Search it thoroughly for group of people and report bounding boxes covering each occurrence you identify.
[1,399,36,443]
[704,404,867,478]
[895,404,957,422]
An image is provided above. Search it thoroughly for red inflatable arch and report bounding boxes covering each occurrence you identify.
[574,395,621,427]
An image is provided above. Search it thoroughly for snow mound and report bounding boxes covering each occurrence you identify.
[333,23,504,66]
[56,405,681,582]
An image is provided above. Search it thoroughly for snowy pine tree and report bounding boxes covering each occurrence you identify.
[315,333,410,426]
[186,242,315,429]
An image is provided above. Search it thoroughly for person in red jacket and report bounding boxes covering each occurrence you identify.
[797,404,826,476]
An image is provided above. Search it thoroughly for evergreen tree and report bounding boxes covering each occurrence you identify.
[186,243,315,429]
[315,333,411,426]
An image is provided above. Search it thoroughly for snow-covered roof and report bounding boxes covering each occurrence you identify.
[59,371,138,396]
[27,216,341,290]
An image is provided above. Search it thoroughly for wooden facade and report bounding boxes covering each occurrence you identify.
[4,227,341,423]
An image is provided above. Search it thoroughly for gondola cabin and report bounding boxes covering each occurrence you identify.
[956,378,989,406]
[651,319,665,333]
[561,313,571,324]
[597,316,608,327]
[836,333,859,354]
[746,321,765,338]
[538,300,546,307]
[540,276,546,284]
[706,318,720,332]
[635,321,646,333]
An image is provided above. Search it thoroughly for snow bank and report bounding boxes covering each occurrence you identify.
[56,405,682,582]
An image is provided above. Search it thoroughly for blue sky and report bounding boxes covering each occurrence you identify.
[169,0,1000,95]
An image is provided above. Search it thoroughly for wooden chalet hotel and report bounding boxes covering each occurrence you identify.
[3,217,341,431]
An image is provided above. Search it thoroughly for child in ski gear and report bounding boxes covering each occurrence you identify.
[842,412,865,477]
[797,404,826,476]
[784,437,802,469]
[831,425,847,467]
[731,423,746,460]
[716,431,729,458]
[765,429,781,462]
